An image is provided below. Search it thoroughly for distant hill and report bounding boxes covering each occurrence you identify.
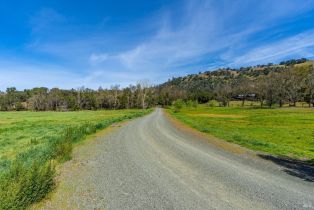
[158,59,314,104]
[165,59,312,86]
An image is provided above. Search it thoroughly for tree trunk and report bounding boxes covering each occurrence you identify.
[279,100,283,107]
[142,91,146,109]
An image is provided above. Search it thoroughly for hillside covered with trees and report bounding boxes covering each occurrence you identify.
[159,58,314,108]
[1,58,314,111]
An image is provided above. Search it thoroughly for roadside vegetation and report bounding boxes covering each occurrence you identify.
[168,102,314,163]
[1,58,314,208]
[0,109,151,209]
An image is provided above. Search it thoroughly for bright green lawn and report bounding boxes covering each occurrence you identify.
[0,109,148,161]
[168,105,314,161]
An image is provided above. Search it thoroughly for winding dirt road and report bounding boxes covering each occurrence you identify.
[36,108,314,210]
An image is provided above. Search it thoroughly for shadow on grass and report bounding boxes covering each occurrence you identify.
[258,154,314,182]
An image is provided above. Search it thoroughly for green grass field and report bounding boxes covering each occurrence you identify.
[0,109,151,209]
[168,104,314,162]
[0,109,149,162]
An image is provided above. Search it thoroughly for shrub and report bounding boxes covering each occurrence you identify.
[208,100,218,107]
[173,99,184,113]
[186,100,198,109]
[186,100,193,108]
[0,160,55,210]
[191,100,198,109]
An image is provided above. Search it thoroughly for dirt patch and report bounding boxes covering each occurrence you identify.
[164,110,250,155]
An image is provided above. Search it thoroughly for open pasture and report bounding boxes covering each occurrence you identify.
[169,105,314,162]
[0,110,149,163]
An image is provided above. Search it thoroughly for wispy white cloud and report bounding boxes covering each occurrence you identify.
[29,8,67,35]
[229,30,314,66]
[90,0,314,74]
[89,53,110,64]
[4,0,314,89]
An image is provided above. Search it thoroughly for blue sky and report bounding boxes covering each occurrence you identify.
[1,0,314,90]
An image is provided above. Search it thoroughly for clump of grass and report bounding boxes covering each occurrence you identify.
[0,161,55,210]
[0,109,151,209]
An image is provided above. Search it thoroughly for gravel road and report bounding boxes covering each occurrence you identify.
[36,108,314,210]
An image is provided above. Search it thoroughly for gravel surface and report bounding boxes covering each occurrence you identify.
[35,108,314,210]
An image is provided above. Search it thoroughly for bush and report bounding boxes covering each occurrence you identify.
[186,100,193,108]
[208,100,218,107]
[186,100,198,109]
[191,100,198,109]
[0,161,55,210]
[173,99,184,113]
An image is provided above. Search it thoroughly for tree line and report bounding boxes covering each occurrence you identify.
[0,81,156,111]
[213,64,314,108]
[1,59,314,111]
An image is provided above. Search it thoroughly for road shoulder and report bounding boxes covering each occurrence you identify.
[30,123,124,210]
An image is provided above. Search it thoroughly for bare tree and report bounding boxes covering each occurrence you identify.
[111,85,120,110]
[48,88,61,111]
[214,81,232,107]
[286,68,302,106]
[234,77,252,107]
[254,77,267,108]
[306,65,314,107]
[137,80,150,109]
[273,72,289,107]
[76,86,84,110]
[28,88,48,111]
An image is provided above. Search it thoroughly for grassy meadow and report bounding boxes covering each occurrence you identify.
[0,110,149,162]
[168,103,314,162]
[0,109,151,209]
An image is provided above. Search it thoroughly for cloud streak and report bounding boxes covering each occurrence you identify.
[229,30,314,66]
[2,0,314,89]
[90,0,314,73]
